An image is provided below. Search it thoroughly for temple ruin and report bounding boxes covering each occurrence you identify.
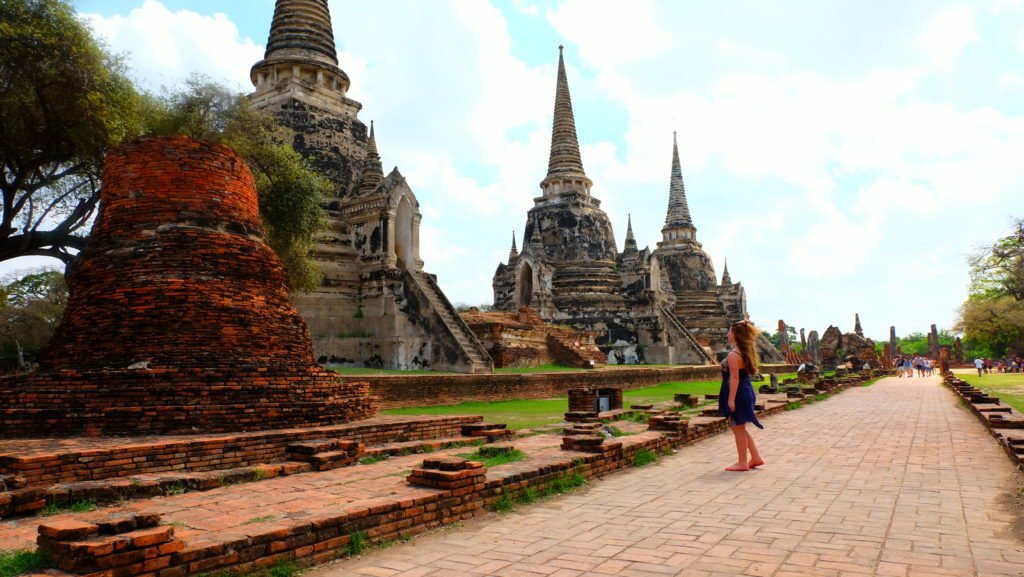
[493,48,782,364]
[0,137,378,437]
[248,0,491,373]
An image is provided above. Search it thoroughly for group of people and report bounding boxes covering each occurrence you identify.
[893,355,935,377]
[973,356,1024,375]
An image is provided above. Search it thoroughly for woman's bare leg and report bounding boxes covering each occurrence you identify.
[746,429,763,467]
[726,424,749,471]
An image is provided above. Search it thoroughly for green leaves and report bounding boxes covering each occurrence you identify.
[0,0,146,263]
[958,218,1024,357]
[147,75,329,292]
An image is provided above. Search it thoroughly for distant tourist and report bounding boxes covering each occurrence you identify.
[719,320,764,472]
[974,357,984,376]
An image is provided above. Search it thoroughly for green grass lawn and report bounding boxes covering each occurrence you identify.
[382,376,795,429]
[955,372,1024,413]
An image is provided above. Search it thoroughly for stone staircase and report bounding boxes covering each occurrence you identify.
[409,271,494,373]
[658,305,716,365]
[674,290,730,327]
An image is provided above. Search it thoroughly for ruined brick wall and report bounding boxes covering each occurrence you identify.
[0,137,377,437]
[364,364,797,409]
[42,137,313,370]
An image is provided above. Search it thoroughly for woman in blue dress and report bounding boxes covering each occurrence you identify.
[719,320,764,472]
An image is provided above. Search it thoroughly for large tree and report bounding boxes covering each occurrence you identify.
[0,268,66,368]
[0,0,144,263]
[957,218,1024,356]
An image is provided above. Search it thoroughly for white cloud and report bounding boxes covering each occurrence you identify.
[546,0,673,69]
[916,5,978,70]
[83,0,261,91]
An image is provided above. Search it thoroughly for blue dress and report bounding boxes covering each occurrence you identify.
[718,357,764,429]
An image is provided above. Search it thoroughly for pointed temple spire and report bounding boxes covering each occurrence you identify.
[623,214,637,252]
[264,0,338,65]
[721,259,732,286]
[664,131,693,229]
[358,121,384,194]
[528,215,544,251]
[545,46,587,180]
[251,0,351,96]
[855,313,863,337]
[508,231,519,261]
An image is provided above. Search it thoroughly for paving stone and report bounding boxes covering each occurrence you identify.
[306,375,1024,577]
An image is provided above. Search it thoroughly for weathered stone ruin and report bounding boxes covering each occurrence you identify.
[248,0,491,372]
[0,137,378,437]
[461,307,606,368]
[817,315,880,368]
[807,330,821,365]
[492,48,782,365]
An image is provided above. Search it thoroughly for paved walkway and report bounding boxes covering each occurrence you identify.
[310,376,1024,577]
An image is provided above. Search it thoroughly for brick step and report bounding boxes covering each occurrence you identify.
[0,462,314,519]
[461,423,507,435]
[306,450,359,470]
[0,415,482,491]
[361,436,482,458]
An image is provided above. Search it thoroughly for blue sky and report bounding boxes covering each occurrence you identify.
[7,0,1022,342]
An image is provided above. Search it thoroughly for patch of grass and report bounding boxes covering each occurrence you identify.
[492,494,515,513]
[39,500,97,516]
[421,444,435,453]
[385,397,569,429]
[606,426,631,437]
[358,454,388,465]
[456,447,526,468]
[623,411,650,424]
[632,449,658,467]
[162,482,186,496]
[623,381,720,405]
[251,467,267,481]
[518,487,540,504]
[243,515,277,525]
[345,530,369,556]
[268,560,298,577]
[547,472,586,494]
[495,472,588,512]
[0,549,48,577]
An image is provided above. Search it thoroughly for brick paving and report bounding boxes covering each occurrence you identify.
[310,375,1024,577]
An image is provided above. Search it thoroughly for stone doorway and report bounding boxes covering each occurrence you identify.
[518,263,534,307]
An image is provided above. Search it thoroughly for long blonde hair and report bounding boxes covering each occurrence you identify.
[731,320,761,375]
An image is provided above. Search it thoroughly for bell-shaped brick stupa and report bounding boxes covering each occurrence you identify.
[0,136,378,437]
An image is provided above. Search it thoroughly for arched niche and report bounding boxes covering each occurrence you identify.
[394,196,414,269]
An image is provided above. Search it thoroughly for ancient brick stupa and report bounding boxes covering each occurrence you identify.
[0,136,378,437]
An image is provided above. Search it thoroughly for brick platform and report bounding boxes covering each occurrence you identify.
[0,137,377,437]
[0,415,480,491]
[0,375,871,577]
